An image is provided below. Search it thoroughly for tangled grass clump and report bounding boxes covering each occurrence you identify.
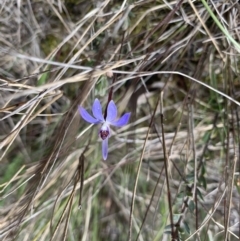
[0,0,240,240]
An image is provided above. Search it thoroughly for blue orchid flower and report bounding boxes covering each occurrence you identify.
[78,99,131,160]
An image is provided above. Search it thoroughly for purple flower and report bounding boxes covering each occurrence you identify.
[78,99,131,160]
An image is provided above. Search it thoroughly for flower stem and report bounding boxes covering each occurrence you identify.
[104,73,116,119]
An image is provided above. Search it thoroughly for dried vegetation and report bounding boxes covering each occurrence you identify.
[0,0,240,240]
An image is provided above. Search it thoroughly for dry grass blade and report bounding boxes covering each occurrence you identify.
[0,0,240,240]
[128,92,159,241]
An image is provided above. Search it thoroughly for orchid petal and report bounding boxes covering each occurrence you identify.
[102,138,108,160]
[106,100,117,122]
[92,99,104,121]
[111,113,131,127]
[78,106,100,124]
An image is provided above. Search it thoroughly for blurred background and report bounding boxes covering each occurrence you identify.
[0,0,240,240]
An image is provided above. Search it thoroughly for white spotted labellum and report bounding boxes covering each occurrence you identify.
[79,99,131,160]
